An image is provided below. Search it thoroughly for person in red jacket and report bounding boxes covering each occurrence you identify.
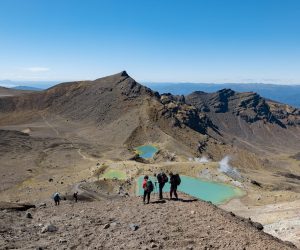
[142,175,153,204]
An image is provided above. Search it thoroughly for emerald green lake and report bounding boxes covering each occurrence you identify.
[135,145,158,159]
[102,169,127,180]
[136,175,243,204]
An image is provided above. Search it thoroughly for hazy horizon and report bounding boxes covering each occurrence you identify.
[1,77,300,89]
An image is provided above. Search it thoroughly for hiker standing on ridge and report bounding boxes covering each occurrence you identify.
[53,192,61,206]
[142,175,154,204]
[169,172,181,200]
[156,171,168,200]
[73,192,78,203]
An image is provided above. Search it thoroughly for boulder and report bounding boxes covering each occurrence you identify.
[251,221,264,231]
[41,223,58,233]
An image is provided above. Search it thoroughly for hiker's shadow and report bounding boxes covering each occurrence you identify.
[151,198,198,203]
[177,198,198,203]
[151,200,166,204]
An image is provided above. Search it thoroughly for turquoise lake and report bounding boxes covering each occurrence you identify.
[136,175,244,204]
[135,145,158,159]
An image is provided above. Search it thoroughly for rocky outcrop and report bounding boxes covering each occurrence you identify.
[186,89,300,128]
[159,93,213,134]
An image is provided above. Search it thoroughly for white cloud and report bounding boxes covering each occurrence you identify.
[24,67,50,73]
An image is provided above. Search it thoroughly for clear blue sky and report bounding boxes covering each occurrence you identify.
[0,0,300,84]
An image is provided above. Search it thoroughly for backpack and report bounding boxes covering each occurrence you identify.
[162,173,168,183]
[53,193,60,200]
[175,174,181,186]
[157,172,168,183]
[146,180,154,192]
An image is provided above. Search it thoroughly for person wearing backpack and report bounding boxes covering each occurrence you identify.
[156,171,168,200]
[142,175,153,204]
[169,172,181,200]
[53,192,61,206]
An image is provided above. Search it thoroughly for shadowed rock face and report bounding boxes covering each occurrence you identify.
[186,89,300,153]
[159,93,210,134]
[186,89,300,127]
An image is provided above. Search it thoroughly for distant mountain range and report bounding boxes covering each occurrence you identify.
[0,80,58,90]
[1,80,299,108]
[12,86,42,91]
[145,82,300,108]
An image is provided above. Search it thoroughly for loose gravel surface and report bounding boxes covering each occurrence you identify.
[0,194,296,250]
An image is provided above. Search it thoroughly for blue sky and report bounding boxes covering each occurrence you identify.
[0,0,300,84]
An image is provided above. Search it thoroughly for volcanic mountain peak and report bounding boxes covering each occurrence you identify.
[45,71,131,94]
[94,70,129,83]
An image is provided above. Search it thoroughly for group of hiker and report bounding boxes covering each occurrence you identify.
[52,191,78,206]
[142,172,181,204]
[52,172,181,206]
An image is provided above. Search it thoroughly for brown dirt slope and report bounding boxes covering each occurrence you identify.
[0,194,296,250]
[0,72,212,157]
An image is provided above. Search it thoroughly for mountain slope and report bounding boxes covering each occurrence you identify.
[1,71,299,159]
[0,86,32,97]
[0,72,213,158]
[186,89,300,155]
[0,195,296,250]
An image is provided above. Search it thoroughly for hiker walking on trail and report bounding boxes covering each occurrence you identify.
[169,172,181,200]
[53,192,61,206]
[73,192,78,203]
[142,175,154,204]
[156,172,168,200]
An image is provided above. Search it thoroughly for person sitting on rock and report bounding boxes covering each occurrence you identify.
[53,192,61,206]
[155,171,168,200]
[142,175,154,204]
[169,172,181,200]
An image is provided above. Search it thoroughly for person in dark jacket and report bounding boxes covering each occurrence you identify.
[169,172,180,200]
[156,172,168,200]
[53,192,61,206]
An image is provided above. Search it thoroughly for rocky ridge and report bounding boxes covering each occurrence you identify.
[0,194,296,250]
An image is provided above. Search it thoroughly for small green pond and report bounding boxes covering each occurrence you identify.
[102,169,127,180]
[135,145,158,159]
[136,175,244,205]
